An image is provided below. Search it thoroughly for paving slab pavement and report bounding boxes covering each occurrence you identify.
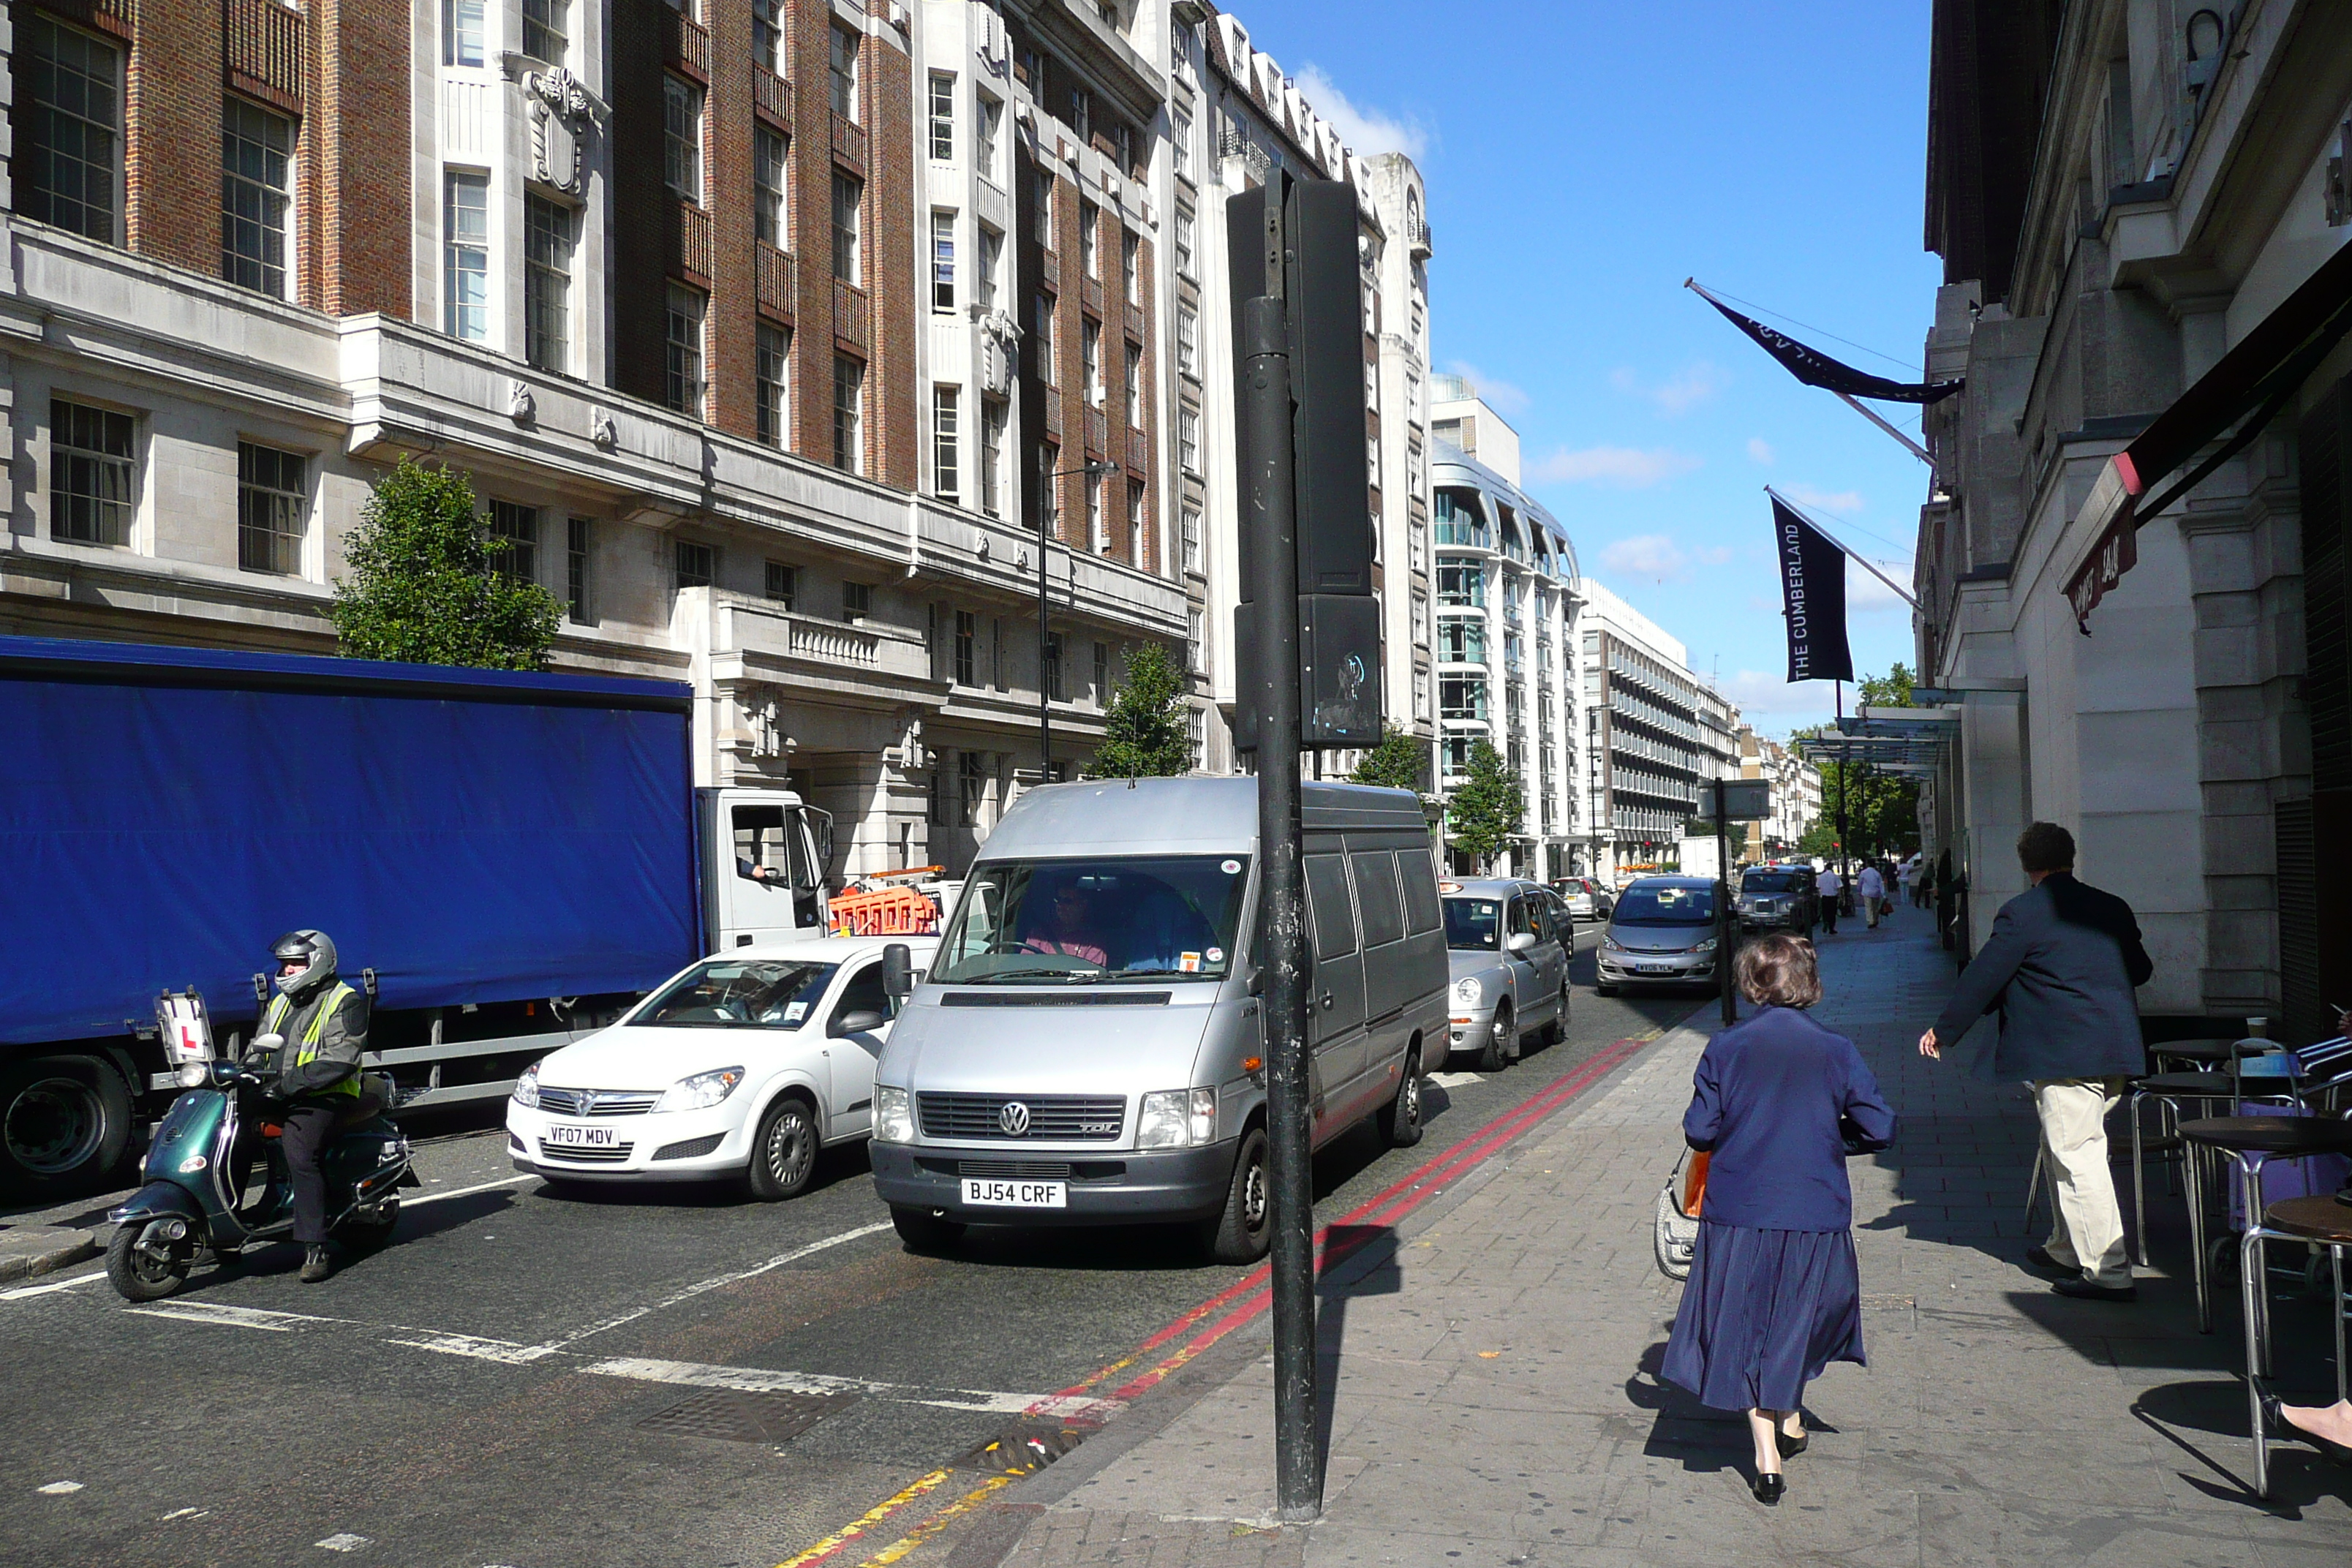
[0,1222,99,1285]
[995,919,2352,1566]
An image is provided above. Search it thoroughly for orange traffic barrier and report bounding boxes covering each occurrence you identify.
[828,883,939,937]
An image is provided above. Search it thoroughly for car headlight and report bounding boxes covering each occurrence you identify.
[1452,976,1483,1006]
[1138,1087,1216,1149]
[655,1066,745,1113]
[512,1061,540,1109]
[1601,934,1627,953]
[874,1085,913,1144]
[1690,938,1718,956]
[1737,898,1755,912]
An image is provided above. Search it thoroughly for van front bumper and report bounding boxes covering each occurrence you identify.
[870,1140,1233,1224]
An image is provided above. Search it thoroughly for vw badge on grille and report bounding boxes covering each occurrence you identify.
[998,1101,1032,1137]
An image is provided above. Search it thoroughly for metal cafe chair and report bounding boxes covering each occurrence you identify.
[2179,1113,2352,1349]
[2238,1193,2352,1499]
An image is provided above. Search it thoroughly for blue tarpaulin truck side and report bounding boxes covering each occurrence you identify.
[0,636,829,1196]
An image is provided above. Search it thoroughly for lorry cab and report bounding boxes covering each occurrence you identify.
[698,788,834,950]
[867,777,1447,1264]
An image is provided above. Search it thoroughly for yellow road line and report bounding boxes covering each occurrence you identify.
[853,1471,1024,1566]
[774,1469,954,1568]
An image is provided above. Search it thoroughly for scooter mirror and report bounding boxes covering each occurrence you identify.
[251,1032,284,1060]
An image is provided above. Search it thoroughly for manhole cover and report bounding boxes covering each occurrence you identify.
[636,1387,859,1444]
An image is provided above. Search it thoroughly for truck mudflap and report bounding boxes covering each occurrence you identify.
[107,1180,203,1229]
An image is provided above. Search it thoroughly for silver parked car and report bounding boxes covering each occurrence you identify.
[1550,876,1616,922]
[1594,876,1721,995]
[1440,878,1572,1071]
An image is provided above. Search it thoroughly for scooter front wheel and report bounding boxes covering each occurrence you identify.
[106,1221,192,1302]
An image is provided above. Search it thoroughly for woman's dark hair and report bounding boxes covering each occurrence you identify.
[1735,932,1822,1009]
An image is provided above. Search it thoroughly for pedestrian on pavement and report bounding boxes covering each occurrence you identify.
[1917,822,2152,1300]
[1858,862,1887,928]
[244,930,369,1284]
[1662,934,1896,1507]
[1814,864,1841,935]
[1897,854,1918,909]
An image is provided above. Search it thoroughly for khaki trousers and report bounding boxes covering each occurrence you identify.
[2031,1077,2132,1288]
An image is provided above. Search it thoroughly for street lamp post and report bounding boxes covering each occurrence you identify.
[1038,458,1123,781]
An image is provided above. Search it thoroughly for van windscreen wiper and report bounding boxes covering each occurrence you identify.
[957,967,1108,984]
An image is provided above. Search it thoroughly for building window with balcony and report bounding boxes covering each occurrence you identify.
[1187,607,1205,671]
[981,399,1006,516]
[833,355,864,474]
[1034,293,1056,383]
[1414,667,1431,720]
[1082,321,1102,407]
[443,172,490,341]
[1070,87,1090,143]
[842,579,872,622]
[756,323,790,447]
[524,195,573,374]
[23,16,121,244]
[754,126,788,247]
[566,518,595,623]
[934,385,960,502]
[1042,632,1065,701]
[524,0,568,64]
[977,94,1003,175]
[1080,203,1099,279]
[1085,472,1104,552]
[927,72,955,160]
[829,23,860,120]
[1411,592,1430,645]
[1125,350,1142,426]
[487,500,538,586]
[49,400,134,548]
[931,210,956,312]
[1175,205,1196,278]
[1172,111,1192,178]
[222,98,293,298]
[1439,618,1486,663]
[1179,407,1199,475]
[1093,640,1109,701]
[954,610,977,685]
[754,0,784,72]
[1039,444,1061,535]
[832,170,862,284]
[236,442,306,576]
[1437,562,1485,608]
[674,539,715,591]
[1127,482,1145,565]
[959,751,984,826]
[445,0,486,67]
[1440,674,1488,722]
[764,559,796,606]
[1181,503,1201,573]
[1122,230,1140,304]
[976,227,1003,312]
[1177,305,1198,377]
[664,282,707,416]
[664,75,704,201]
[1033,170,1055,246]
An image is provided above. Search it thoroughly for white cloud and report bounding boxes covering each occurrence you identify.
[1611,362,1731,417]
[1847,559,1916,614]
[1294,64,1431,162]
[1596,535,1736,583]
[1440,359,1529,417]
[1783,483,1866,515]
[1746,437,1776,465]
[1525,446,1701,487]
[1722,669,1833,717]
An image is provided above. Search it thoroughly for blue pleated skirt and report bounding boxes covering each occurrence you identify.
[1661,1220,1863,1412]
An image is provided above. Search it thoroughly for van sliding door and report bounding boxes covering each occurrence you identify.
[1303,851,1369,1135]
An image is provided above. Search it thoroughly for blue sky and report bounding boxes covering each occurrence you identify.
[1228,0,1944,736]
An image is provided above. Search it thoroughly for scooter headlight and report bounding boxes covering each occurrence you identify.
[177,1063,209,1088]
[513,1062,540,1109]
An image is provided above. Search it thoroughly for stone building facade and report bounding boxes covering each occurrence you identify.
[1575,576,1701,883]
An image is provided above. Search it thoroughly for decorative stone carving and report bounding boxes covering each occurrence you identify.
[977,310,1022,396]
[885,712,926,772]
[745,687,791,761]
[508,380,535,425]
[591,408,618,451]
[975,532,991,562]
[524,67,595,195]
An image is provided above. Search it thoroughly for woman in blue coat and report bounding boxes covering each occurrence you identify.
[1662,933,1895,1505]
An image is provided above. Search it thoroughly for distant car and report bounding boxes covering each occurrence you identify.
[1595,876,1721,995]
[508,935,938,1199]
[1737,867,1817,935]
[1550,877,1616,921]
[1440,878,1572,1070]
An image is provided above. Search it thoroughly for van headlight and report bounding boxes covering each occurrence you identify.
[512,1062,540,1109]
[655,1066,745,1112]
[1139,1087,1216,1148]
[874,1085,914,1144]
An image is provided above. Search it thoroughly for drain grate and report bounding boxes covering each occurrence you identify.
[636,1387,859,1444]
[957,1418,1094,1475]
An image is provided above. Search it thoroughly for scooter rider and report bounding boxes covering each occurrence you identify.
[246,930,368,1283]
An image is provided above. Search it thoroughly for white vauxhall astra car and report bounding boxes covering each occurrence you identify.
[506,935,936,1199]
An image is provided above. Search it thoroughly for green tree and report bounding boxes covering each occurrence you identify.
[1444,740,1523,872]
[1858,661,1915,708]
[1083,642,1193,779]
[330,459,560,671]
[1793,664,1923,861]
[1350,723,1431,796]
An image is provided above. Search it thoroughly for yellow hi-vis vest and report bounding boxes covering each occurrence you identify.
[263,981,361,1097]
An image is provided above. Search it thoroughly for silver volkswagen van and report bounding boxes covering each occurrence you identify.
[868,777,1447,1263]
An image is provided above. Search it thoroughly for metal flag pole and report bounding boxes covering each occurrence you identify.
[1765,486,1921,611]
[1686,278,1936,465]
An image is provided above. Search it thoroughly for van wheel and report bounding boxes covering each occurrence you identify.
[891,1205,965,1254]
[1377,1053,1424,1147]
[0,1055,133,1199]
[1477,1006,1512,1073]
[1199,1126,1271,1264]
[105,1222,190,1303]
[745,1096,819,1202]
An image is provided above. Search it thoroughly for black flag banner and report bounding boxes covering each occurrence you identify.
[1698,291,1963,406]
[1776,498,1853,684]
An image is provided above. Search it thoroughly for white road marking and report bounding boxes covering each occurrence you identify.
[404,1175,538,1207]
[0,1267,109,1300]
[580,1355,1055,1414]
[1429,1071,1484,1088]
[314,1533,371,1552]
[530,1219,894,1355]
[36,1481,83,1495]
[124,1301,347,1333]
[382,1328,551,1365]
[161,1507,208,1521]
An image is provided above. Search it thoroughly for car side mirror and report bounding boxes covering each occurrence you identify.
[1507,931,1537,954]
[834,1009,887,1036]
[1245,965,1264,996]
[881,943,913,999]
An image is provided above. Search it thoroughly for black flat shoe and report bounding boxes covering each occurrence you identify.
[2024,1245,2070,1273]
[1776,1429,1809,1460]
[2052,1278,2136,1302]
[1751,1473,1785,1506]
[2266,1395,2352,1465]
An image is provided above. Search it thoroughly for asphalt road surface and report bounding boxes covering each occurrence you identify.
[0,925,1706,1568]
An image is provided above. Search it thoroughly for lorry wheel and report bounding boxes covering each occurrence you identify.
[105,1222,190,1303]
[1377,1052,1424,1148]
[1477,1006,1513,1073]
[890,1205,965,1254]
[1199,1126,1272,1264]
[0,1055,133,1198]
[746,1096,819,1202]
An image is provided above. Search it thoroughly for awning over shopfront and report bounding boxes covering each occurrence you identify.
[1793,704,1959,774]
[2065,239,2352,631]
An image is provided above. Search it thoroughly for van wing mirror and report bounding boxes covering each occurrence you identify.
[1245,965,1264,996]
[881,943,913,999]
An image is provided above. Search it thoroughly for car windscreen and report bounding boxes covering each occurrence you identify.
[1444,897,1501,951]
[1613,885,1716,925]
[1742,873,1801,893]
[932,855,1251,984]
[630,959,837,1028]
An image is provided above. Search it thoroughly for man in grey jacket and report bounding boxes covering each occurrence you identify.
[1918,823,2152,1300]
[248,930,369,1282]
